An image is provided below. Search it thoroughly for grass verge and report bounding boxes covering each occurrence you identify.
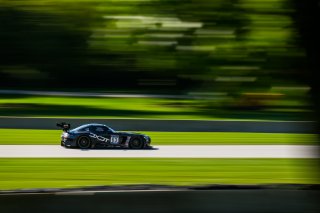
[0,95,311,120]
[0,129,316,145]
[0,158,318,190]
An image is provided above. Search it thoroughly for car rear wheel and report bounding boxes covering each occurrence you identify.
[77,136,91,149]
[129,138,144,149]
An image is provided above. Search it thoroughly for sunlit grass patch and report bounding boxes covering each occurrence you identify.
[0,158,318,190]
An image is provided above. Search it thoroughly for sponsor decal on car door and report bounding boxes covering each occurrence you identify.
[89,133,109,142]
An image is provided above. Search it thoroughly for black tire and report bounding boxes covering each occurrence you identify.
[60,141,64,147]
[77,136,91,149]
[129,138,144,149]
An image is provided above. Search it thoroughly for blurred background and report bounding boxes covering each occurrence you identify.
[0,0,318,122]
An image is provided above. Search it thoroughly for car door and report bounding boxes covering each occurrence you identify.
[90,126,121,145]
[89,126,109,144]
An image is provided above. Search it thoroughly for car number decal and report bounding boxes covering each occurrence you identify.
[110,135,120,144]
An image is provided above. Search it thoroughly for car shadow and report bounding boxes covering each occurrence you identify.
[78,146,158,151]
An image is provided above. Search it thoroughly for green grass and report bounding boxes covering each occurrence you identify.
[0,94,312,121]
[0,158,318,190]
[0,129,316,145]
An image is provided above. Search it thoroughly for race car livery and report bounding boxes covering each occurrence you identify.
[57,122,151,149]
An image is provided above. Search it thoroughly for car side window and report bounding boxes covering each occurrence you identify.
[92,126,108,134]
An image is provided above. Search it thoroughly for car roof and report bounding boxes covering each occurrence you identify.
[74,123,110,130]
[75,123,108,129]
[86,123,106,126]
[71,123,114,132]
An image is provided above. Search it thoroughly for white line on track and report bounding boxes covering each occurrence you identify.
[0,145,318,158]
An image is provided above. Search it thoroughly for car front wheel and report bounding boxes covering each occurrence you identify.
[129,138,144,149]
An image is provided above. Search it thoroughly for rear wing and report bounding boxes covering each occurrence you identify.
[56,122,71,132]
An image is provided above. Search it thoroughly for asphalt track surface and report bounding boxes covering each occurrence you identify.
[0,145,318,158]
[0,117,315,133]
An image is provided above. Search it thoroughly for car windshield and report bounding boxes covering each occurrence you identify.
[106,126,116,133]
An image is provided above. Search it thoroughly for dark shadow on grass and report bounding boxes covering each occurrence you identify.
[0,94,34,99]
[70,147,158,151]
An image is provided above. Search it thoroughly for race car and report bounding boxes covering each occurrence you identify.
[57,122,151,149]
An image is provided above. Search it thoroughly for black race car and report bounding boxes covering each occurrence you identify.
[57,122,151,149]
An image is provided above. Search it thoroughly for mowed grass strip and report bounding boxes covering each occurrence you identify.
[0,96,210,120]
[0,158,318,190]
[0,129,316,145]
[0,95,311,120]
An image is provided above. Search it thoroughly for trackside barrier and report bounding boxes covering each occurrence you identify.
[0,117,315,133]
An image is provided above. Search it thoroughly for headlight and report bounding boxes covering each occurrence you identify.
[63,133,69,139]
[143,135,150,142]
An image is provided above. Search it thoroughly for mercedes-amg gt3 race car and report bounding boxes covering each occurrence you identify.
[57,122,151,149]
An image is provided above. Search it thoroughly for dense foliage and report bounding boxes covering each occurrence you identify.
[0,0,307,93]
